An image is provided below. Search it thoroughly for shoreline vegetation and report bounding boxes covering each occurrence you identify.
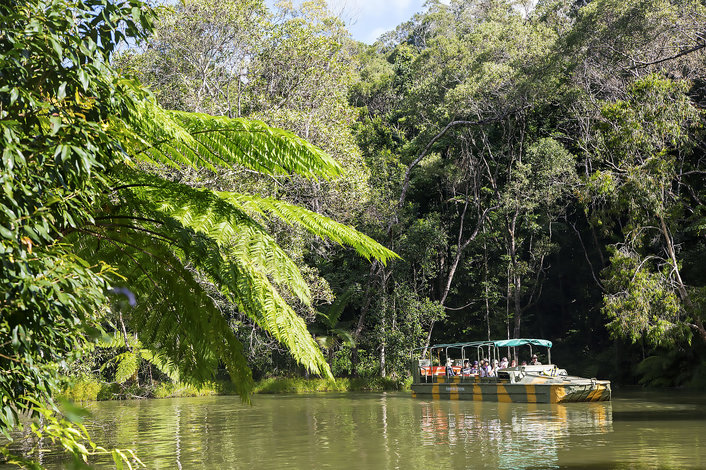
[60,374,702,404]
[60,377,411,402]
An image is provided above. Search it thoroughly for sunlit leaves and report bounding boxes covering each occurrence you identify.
[602,248,687,346]
[2,3,395,464]
[135,110,343,179]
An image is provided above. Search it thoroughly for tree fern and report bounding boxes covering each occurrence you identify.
[123,94,343,179]
[96,333,181,383]
[2,0,395,411]
[80,127,398,389]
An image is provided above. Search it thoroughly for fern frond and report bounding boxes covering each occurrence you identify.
[140,349,181,383]
[320,287,358,328]
[93,332,181,383]
[219,193,399,264]
[112,351,140,384]
[72,229,254,398]
[228,256,332,377]
[95,331,134,349]
[117,171,313,305]
[123,95,342,179]
[137,215,333,379]
[104,170,391,381]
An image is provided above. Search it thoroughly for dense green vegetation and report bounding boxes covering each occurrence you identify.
[122,0,704,389]
[2,0,706,466]
[60,376,406,402]
[335,0,706,387]
[0,0,391,466]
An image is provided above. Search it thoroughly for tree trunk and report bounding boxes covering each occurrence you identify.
[509,210,521,338]
[512,272,522,339]
[380,311,386,378]
[659,214,706,341]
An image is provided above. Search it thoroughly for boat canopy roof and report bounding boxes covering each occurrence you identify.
[414,338,552,352]
[493,338,552,348]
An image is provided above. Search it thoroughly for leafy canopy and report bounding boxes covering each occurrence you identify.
[0,0,396,462]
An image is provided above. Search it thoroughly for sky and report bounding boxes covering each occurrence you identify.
[327,0,434,44]
[266,0,445,45]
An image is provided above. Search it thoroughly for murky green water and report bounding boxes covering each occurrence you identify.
[4,391,706,469]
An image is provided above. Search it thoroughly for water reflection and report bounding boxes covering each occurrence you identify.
[2,392,706,469]
[416,400,612,469]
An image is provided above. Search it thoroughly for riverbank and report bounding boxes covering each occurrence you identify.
[60,376,411,402]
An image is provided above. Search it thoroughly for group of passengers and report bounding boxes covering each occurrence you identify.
[446,353,541,377]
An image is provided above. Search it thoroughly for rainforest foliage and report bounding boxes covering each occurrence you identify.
[132,0,704,389]
[0,0,393,465]
[2,0,706,465]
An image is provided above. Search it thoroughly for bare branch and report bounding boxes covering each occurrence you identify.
[629,41,706,69]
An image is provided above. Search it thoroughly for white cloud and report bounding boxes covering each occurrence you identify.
[366,26,389,43]
[269,0,430,44]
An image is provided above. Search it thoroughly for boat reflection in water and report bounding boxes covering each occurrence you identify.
[416,399,613,468]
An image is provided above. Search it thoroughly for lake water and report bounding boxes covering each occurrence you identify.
[4,390,706,469]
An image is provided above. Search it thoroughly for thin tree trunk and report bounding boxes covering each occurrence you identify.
[508,209,521,339]
[506,265,511,341]
[659,214,706,340]
[512,272,522,339]
[484,238,491,341]
[380,296,387,378]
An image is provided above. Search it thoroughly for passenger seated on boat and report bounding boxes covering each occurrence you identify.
[510,359,517,367]
[488,359,498,377]
[480,359,490,377]
[530,354,541,365]
[499,357,509,369]
[445,358,455,376]
[470,360,479,375]
[462,360,471,376]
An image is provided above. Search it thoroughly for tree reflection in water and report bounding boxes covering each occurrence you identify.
[4,393,706,469]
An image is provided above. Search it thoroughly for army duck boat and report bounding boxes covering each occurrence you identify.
[410,338,611,403]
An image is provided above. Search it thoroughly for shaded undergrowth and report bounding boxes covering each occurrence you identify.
[59,376,411,402]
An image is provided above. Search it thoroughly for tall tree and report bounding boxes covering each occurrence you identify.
[135,0,267,116]
[586,76,705,344]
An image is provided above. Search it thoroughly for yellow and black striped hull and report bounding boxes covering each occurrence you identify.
[411,376,611,403]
